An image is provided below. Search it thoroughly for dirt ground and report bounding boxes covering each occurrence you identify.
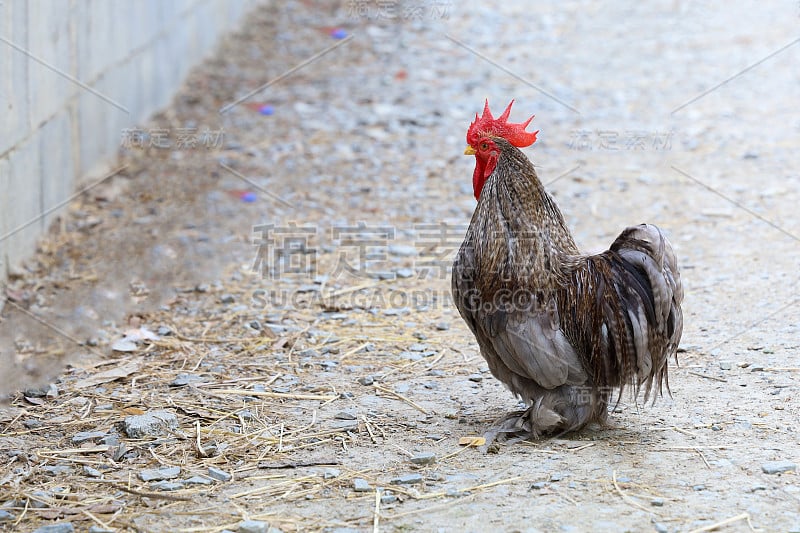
[2,1,800,531]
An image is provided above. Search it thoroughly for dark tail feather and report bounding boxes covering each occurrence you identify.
[607,224,684,402]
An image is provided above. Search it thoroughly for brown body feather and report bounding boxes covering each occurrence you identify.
[452,138,683,437]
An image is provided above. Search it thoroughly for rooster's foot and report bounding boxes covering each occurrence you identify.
[481,404,564,449]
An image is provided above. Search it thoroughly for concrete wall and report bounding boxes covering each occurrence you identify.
[0,0,254,295]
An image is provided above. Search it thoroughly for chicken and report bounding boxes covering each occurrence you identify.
[452,100,683,439]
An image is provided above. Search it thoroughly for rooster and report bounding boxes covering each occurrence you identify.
[452,100,683,439]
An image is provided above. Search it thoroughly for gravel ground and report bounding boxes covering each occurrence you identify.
[1,1,800,531]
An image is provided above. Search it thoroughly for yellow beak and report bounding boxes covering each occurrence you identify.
[464,145,476,156]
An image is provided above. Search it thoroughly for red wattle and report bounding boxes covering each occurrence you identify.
[472,160,484,200]
[472,155,497,201]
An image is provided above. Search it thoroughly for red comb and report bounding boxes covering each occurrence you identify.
[466,99,538,148]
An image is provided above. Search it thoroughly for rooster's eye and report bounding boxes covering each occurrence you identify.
[480,142,489,150]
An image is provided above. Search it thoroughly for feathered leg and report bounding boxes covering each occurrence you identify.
[482,398,566,445]
[483,386,610,445]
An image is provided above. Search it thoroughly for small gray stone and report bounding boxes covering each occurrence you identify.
[323,468,341,479]
[531,482,548,490]
[395,268,415,278]
[184,476,213,485]
[169,373,205,387]
[83,466,103,478]
[101,434,120,446]
[319,360,338,371]
[692,484,705,491]
[30,490,52,507]
[111,339,137,352]
[331,420,358,431]
[150,481,184,491]
[89,527,114,533]
[32,523,75,533]
[208,467,232,482]
[220,294,235,304]
[650,497,665,507]
[0,510,14,521]
[46,384,59,399]
[435,322,450,331]
[123,410,179,438]
[157,326,173,336]
[653,523,669,533]
[468,374,483,382]
[334,410,357,420]
[24,387,48,397]
[719,361,732,370]
[140,466,181,481]
[388,244,417,257]
[358,376,374,386]
[238,520,269,533]
[408,343,427,352]
[410,452,436,465]
[109,442,128,461]
[550,472,564,482]
[72,431,107,444]
[762,461,797,474]
[353,478,371,492]
[41,465,72,476]
[381,493,398,503]
[390,473,423,485]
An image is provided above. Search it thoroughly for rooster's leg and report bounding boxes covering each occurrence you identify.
[482,400,565,446]
[482,409,530,446]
